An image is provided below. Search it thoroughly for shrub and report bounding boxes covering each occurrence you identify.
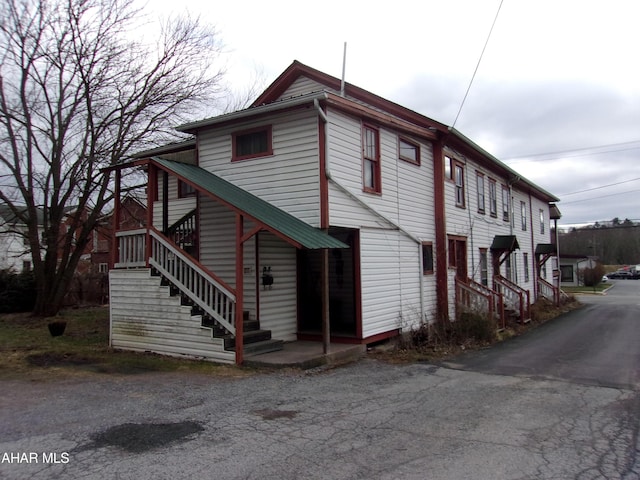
[581,263,605,287]
[0,269,37,313]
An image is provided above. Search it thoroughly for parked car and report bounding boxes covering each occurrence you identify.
[601,275,608,283]
[608,271,640,280]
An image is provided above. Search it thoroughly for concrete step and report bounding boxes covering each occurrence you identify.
[242,339,284,356]
[223,329,273,350]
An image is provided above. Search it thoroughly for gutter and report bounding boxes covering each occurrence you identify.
[314,99,426,324]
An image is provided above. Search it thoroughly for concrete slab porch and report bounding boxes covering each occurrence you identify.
[243,341,366,370]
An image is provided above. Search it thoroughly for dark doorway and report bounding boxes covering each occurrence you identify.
[297,228,358,337]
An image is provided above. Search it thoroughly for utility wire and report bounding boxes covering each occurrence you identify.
[504,139,640,161]
[560,188,640,205]
[560,177,640,197]
[451,0,504,130]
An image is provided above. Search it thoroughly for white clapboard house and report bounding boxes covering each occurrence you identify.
[109,61,561,364]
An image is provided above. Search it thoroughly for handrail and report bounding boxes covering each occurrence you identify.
[455,277,498,324]
[494,275,530,321]
[467,279,505,329]
[148,228,236,335]
[537,277,558,305]
[115,228,147,267]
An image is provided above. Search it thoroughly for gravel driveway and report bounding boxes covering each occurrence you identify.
[1,356,638,480]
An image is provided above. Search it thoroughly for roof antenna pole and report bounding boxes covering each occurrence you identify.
[340,42,347,97]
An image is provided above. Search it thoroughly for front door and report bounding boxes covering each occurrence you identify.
[297,228,358,337]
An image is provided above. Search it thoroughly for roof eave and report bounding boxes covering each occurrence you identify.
[176,91,329,134]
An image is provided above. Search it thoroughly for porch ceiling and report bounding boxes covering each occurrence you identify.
[150,157,348,250]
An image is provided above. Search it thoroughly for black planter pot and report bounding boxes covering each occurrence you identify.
[47,321,67,337]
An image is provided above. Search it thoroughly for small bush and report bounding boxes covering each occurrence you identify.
[581,263,605,287]
[0,269,37,313]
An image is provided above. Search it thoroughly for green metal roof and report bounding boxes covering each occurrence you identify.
[490,235,520,251]
[151,158,348,250]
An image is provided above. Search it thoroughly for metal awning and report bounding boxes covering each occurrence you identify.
[150,157,348,250]
[490,235,520,252]
[535,243,557,255]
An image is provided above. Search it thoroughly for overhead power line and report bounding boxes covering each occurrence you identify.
[560,188,640,205]
[504,140,640,163]
[451,0,504,130]
[560,177,640,197]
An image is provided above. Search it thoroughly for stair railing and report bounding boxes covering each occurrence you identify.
[494,275,530,322]
[148,227,236,336]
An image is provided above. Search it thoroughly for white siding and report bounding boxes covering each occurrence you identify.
[257,232,297,341]
[277,76,327,99]
[199,198,236,286]
[198,108,321,226]
[360,228,402,338]
[109,269,234,364]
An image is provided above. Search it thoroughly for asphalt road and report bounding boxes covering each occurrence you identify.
[1,283,638,479]
[442,279,640,391]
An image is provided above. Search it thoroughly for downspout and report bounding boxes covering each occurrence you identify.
[528,192,536,298]
[314,99,426,324]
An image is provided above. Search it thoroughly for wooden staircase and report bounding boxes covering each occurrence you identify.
[161,274,284,357]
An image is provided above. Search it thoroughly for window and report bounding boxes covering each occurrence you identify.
[98,263,109,273]
[540,209,545,234]
[444,156,452,179]
[399,137,420,165]
[488,179,497,217]
[476,173,485,213]
[362,124,381,193]
[22,260,31,272]
[502,186,510,222]
[479,248,488,286]
[448,238,456,267]
[232,125,273,161]
[454,163,465,207]
[523,253,529,282]
[560,265,573,282]
[179,180,196,198]
[422,243,434,274]
[521,201,527,231]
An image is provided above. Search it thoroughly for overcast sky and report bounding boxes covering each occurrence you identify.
[154,0,640,228]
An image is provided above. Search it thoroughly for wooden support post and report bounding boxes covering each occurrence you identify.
[321,247,330,355]
[162,171,169,234]
[111,169,122,269]
[235,213,244,365]
[146,165,156,267]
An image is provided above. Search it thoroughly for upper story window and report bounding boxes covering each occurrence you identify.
[502,185,510,222]
[232,125,273,161]
[488,178,497,217]
[444,156,452,180]
[539,209,545,234]
[454,163,465,207]
[521,201,527,230]
[476,172,485,213]
[178,180,196,198]
[398,137,420,165]
[362,124,381,193]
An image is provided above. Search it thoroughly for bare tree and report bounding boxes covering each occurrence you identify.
[0,0,225,316]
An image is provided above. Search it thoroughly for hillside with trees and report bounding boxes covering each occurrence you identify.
[558,218,640,266]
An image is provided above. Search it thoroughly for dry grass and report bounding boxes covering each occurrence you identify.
[370,297,583,364]
[0,307,253,381]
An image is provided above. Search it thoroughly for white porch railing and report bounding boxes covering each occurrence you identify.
[494,276,530,322]
[115,228,147,268]
[114,228,236,336]
[537,277,558,304]
[456,278,506,329]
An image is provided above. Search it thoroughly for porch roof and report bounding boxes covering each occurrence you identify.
[150,158,348,250]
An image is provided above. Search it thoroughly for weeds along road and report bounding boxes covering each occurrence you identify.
[1,284,639,479]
